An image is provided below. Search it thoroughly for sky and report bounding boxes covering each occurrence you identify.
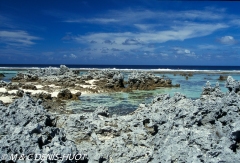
[0,0,240,65]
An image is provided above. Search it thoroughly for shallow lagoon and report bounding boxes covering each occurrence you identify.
[67,72,240,115]
[1,69,240,115]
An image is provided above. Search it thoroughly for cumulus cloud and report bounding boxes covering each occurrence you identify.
[122,38,142,45]
[90,40,97,43]
[112,48,123,51]
[0,30,40,46]
[70,53,77,58]
[198,44,217,49]
[218,36,237,45]
[160,53,168,57]
[103,40,115,44]
[173,47,196,57]
[101,47,109,53]
[64,18,119,24]
[61,33,73,41]
[64,53,77,59]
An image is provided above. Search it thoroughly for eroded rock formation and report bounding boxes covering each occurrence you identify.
[1,77,240,162]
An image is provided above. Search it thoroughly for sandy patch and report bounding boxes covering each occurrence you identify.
[22,89,48,95]
[86,79,97,85]
[48,84,60,88]
[79,85,94,88]
[77,79,97,89]
[69,89,80,94]
[35,85,43,89]
[8,90,18,94]
[0,88,7,93]
[51,91,59,97]
[0,96,13,103]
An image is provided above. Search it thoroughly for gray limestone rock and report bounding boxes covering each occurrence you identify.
[1,76,240,163]
[0,80,7,87]
[0,94,80,162]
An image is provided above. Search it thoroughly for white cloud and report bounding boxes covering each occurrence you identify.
[218,36,237,44]
[63,9,225,26]
[75,23,227,45]
[103,40,115,44]
[160,53,168,57]
[230,19,240,26]
[70,53,77,58]
[0,30,40,46]
[122,38,142,45]
[64,18,119,24]
[63,53,77,59]
[184,49,190,54]
[198,44,217,49]
[173,47,196,57]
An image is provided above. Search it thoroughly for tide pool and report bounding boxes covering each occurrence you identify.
[67,72,240,115]
[1,69,239,115]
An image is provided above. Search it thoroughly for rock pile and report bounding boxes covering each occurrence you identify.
[57,89,81,100]
[12,65,78,84]
[127,71,179,90]
[82,70,179,92]
[10,66,179,94]
[81,69,120,80]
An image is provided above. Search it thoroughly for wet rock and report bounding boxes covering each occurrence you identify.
[6,82,19,90]
[22,84,37,90]
[127,71,179,90]
[16,89,24,97]
[12,73,39,82]
[180,72,193,77]
[0,80,7,87]
[57,89,81,101]
[34,92,52,100]
[218,75,228,81]
[0,73,5,78]
[72,91,81,100]
[57,89,73,100]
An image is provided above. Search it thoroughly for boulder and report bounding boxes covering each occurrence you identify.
[218,75,228,81]
[57,89,73,100]
[0,73,5,78]
[22,84,37,90]
[0,80,7,87]
[16,89,24,97]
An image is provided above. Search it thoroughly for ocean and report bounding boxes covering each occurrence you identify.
[1,64,240,70]
[1,64,240,115]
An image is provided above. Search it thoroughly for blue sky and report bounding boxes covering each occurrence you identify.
[1,0,240,65]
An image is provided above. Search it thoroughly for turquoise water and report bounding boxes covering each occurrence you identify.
[1,70,240,115]
[0,70,20,82]
[68,72,240,115]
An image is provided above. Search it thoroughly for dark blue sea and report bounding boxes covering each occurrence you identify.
[1,64,240,71]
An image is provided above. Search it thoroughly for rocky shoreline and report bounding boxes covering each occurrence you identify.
[0,75,240,162]
[0,65,179,113]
